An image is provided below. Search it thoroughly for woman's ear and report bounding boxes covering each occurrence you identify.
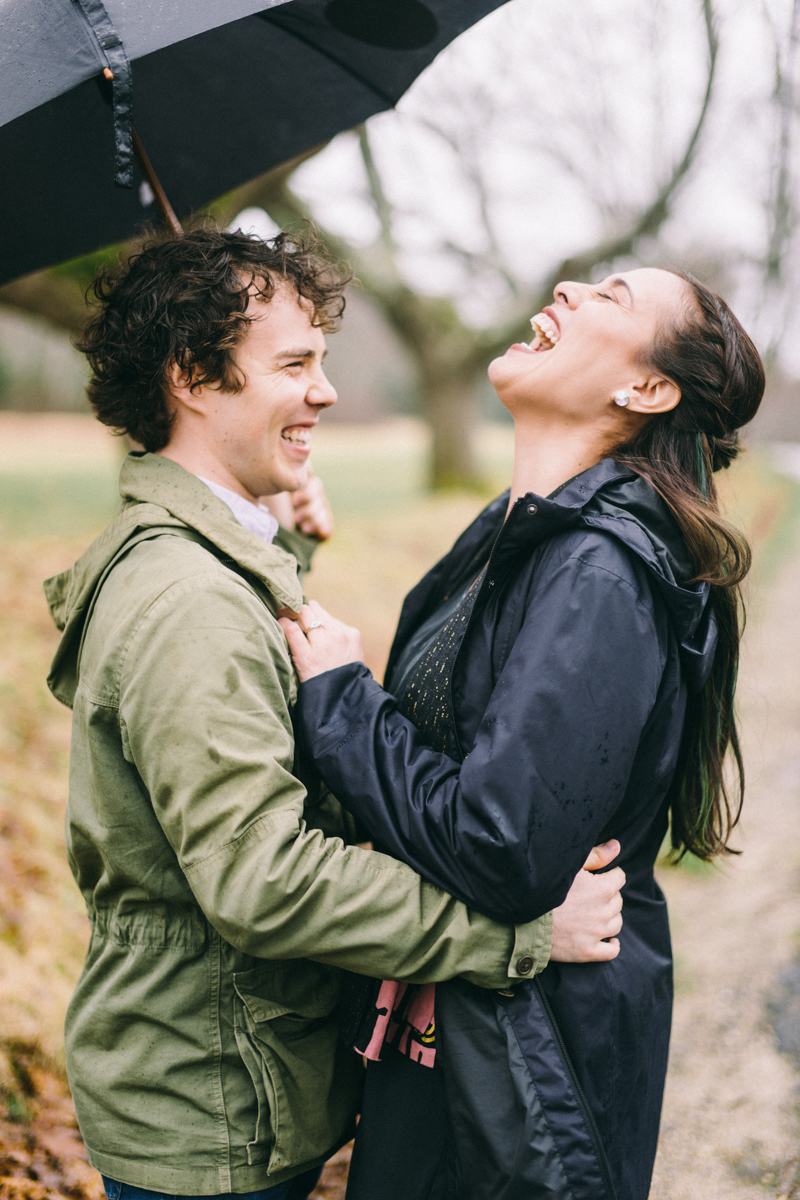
[626,374,681,416]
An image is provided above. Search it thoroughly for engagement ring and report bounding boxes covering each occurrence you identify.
[305,620,324,631]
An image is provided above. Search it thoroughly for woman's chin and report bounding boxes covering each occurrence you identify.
[488,352,549,400]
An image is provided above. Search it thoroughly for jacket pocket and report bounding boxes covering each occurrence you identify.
[232,960,362,1175]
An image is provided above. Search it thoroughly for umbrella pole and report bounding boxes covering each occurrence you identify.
[132,127,183,236]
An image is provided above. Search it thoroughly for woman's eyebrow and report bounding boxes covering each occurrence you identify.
[610,278,634,305]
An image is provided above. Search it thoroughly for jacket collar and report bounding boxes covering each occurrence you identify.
[499,458,639,553]
[117,453,304,609]
[45,453,304,635]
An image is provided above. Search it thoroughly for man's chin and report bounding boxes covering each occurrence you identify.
[271,467,308,496]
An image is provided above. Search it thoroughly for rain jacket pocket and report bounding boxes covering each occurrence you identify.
[233,960,362,1175]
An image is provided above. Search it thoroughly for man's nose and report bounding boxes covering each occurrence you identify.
[307,369,337,409]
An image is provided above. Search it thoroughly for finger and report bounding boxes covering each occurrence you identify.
[592,938,620,961]
[606,912,623,938]
[306,599,333,622]
[298,513,328,536]
[278,617,308,652]
[298,603,319,627]
[593,866,626,894]
[583,839,621,872]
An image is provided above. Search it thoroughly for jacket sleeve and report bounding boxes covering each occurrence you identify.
[118,567,550,988]
[295,542,665,924]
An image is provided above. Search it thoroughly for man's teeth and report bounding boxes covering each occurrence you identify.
[529,312,560,350]
[281,428,311,444]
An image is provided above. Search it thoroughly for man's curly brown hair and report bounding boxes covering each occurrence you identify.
[76,227,350,452]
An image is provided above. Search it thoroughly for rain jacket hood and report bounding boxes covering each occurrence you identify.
[561,459,716,689]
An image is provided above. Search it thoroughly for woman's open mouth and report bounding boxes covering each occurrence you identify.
[509,312,561,356]
[529,312,560,351]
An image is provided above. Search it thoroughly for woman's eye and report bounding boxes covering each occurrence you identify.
[597,291,614,301]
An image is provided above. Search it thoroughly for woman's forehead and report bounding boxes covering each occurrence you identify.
[610,267,688,307]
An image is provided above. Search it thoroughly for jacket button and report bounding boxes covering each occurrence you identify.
[516,955,534,975]
[487,579,495,587]
[526,503,538,515]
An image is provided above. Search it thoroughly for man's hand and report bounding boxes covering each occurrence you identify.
[261,471,334,541]
[279,600,364,681]
[550,840,625,963]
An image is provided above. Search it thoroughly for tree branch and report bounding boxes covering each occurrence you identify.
[356,124,399,269]
[471,0,720,368]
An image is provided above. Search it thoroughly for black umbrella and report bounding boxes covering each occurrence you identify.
[0,0,510,286]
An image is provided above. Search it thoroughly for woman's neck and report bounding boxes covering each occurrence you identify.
[508,416,610,510]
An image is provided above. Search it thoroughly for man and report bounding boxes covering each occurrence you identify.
[45,228,624,1200]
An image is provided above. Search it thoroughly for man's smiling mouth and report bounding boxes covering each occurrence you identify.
[281,426,312,445]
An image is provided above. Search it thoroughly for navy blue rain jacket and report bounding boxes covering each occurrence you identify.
[295,459,717,1200]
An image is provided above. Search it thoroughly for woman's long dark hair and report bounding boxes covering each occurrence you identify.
[613,272,765,861]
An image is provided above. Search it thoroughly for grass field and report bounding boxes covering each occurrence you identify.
[0,412,797,1199]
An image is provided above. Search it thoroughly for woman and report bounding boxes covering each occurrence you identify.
[281,268,765,1200]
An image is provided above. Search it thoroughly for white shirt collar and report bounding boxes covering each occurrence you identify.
[198,478,280,544]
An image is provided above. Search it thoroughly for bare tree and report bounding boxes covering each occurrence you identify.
[219,0,719,488]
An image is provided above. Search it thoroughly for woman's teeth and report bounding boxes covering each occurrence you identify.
[281,427,311,445]
[529,313,560,351]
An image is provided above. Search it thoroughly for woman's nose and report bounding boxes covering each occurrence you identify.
[553,280,591,309]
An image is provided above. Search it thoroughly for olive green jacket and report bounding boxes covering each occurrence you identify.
[45,453,552,1194]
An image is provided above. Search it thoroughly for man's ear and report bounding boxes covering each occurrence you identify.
[166,360,205,414]
[626,374,681,416]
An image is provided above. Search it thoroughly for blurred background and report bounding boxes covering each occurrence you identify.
[3,0,800,1197]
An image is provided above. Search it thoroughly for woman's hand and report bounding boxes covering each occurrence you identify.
[261,471,334,541]
[279,600,365,681]
[292,474,334,539]
[549,840,625,963]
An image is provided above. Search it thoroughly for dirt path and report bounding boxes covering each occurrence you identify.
[650,523,800,1198]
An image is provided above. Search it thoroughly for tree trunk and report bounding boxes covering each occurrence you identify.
[420,368,483,490]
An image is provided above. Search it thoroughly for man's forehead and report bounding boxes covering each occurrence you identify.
[245,281,322,348]
[247,276,310,313]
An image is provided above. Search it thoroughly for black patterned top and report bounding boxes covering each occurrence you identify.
[387,567,487,761]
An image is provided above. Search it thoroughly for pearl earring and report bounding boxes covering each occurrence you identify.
[613,390,630,407]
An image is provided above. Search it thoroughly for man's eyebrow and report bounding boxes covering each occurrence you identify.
[275,347,316,360]
[274,347,329,362]
[610,277,634,304]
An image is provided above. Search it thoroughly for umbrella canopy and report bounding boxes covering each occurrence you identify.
[0,0,509,286]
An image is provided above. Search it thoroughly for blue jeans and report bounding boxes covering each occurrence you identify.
[102,1167,322,1200]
